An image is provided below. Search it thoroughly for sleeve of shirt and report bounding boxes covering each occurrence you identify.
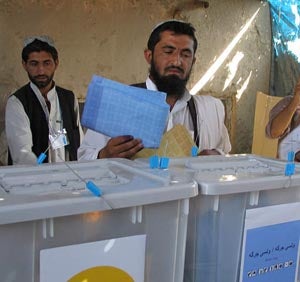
[5,95,37,165]
[73,94,84,144]
[195,96,231,155]
[214,98,232,154]
[77,129,110,161]
[265,96,292,138]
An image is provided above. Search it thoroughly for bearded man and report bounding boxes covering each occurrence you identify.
[78,20,231,160]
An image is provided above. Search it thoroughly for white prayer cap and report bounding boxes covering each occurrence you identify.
[150,19,187,34]
[23,35,55,48]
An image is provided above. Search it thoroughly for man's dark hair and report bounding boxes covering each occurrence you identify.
[22,39,58,62]
[147,20,198,53]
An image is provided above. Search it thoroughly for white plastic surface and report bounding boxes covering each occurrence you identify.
[168,154,300,195]
[0,158,198,282]
[0,158,198,225]
[140,154,300,282]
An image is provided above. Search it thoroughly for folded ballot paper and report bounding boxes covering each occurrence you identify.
[81,75,170,148]
[133,124,196,159]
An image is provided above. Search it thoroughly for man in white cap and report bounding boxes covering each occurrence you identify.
[6,36,83,165]
[78,20,231,160]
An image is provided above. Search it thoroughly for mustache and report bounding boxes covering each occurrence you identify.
[34,75,49,79]
[165,66,184,74]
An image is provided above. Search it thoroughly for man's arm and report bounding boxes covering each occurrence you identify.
[194,96,231,155]
[5,96,37,165]
[73,94,84,144]
[268,80,300,138]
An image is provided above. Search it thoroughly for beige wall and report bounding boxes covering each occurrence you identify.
[0,0,271,164]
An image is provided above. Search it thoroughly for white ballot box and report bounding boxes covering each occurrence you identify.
[0,159,197,282]
[136,154,300,282]
[178,155,300,282]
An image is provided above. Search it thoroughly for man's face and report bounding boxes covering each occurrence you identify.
[145,30,196,97]
[22,51,58,91]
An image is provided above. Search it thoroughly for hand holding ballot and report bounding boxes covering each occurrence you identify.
[79,75,170,160]
[98,135,144,159]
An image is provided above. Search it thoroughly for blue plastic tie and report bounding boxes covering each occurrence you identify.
[191,146,198,157]
[285,151,295,176]
[159,157,169,169]
[86,181,102,197]
[37,153,47,164]
[149,155,160,169]
[287,151,295,162]
[285,163,295,176]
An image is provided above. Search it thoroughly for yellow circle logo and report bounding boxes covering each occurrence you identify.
[68,266,134,282]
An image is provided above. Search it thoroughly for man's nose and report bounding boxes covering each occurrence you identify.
[37,63,46,74]
[171,52,183,66]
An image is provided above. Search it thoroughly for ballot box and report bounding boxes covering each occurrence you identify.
[169,155,300,282]
[0,159,197,282]
[135,154,300,282]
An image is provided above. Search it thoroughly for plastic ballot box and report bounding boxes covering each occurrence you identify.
[175,155,300,282]
[0,159,197,282]
[136,155,300,282]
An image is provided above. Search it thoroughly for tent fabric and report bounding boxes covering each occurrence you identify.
[269,0,300,97]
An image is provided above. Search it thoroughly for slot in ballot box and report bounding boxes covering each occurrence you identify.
[0,159,198,282]
[135,154,300,282]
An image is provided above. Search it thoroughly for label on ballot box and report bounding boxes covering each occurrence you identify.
[81,75,170,148]
[240,202,300,282]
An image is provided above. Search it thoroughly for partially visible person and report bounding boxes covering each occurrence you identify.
[5,36,83,165]
[78,20,231,160]
[266,78,300,161]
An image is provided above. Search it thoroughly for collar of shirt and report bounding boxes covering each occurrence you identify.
[145,76,192,113]
[30,81,61,131]
[30,82,56,102]
[30,82,65,162]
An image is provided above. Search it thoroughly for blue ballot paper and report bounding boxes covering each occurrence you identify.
[81,75,170,148]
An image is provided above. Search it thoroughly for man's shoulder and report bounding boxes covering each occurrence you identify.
[12,83,31,95]
[11,83,33,101]
[56,85,74,95]
[191,94,225,114]
[192,94,222,104]
[130,82,147,89]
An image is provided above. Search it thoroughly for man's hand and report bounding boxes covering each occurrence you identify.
[295,151,300,162]
[198,149,220,156]
[98,135,143,159]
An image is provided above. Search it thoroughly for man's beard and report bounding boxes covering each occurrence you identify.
[28,73,54,89]
[150,60,190,99]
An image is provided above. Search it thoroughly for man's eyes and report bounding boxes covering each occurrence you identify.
[28,61,52,67]
[163,49,192,58]
[182,52,192,58]
[163,48,174,54]
[29,61,38,67]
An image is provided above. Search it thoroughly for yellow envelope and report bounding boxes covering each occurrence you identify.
[134,124,196,159]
